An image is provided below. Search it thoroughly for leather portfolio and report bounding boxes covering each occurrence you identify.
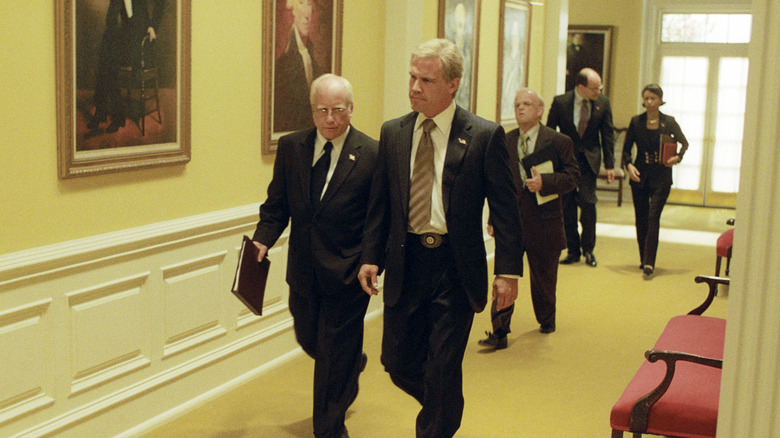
[231,235,270,315]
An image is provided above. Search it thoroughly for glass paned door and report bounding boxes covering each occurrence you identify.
[652,11,750,207]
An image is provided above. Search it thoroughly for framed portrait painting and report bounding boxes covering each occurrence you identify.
[56,0,191,179]
[438,0,480,113]
[496,0,530,126]
[262,0,343,154]
[566,25,613,95]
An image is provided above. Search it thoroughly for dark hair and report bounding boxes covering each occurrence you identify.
[642,84,666,106]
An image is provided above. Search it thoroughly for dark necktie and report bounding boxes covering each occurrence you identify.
[408,119,436,233]
[578,99,590,138]
[519,134,530,185]
[310,141,333,207]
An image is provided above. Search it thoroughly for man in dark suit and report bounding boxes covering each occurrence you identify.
[253,74,377,438]
[357,39,524,438]
[88,0,164,133]
[274,0,322,132]
[480,88,579,348]
[547,68,615,267]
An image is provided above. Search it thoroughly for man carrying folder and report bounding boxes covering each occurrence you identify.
[252,74,378,438]
[480,88,579,347]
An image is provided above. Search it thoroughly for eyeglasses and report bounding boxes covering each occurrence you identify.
[312,107,348,117]
[587,84,604,91]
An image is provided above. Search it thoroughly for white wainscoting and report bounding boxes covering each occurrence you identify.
[0,205,382,437]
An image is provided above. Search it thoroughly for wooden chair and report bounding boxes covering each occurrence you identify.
[715,218,735,276]
[119,36,162,136]
[596,127,627,206]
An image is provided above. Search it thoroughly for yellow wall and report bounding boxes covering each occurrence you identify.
[1,0,642,254]
[0,1,387,254]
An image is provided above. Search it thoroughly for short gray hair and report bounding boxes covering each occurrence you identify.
[411,38,464,83]
[310,73,354,106]
[517,88,544,109]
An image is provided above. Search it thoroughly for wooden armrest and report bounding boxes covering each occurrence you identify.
[629,349,723,432]
[689,275,730,315]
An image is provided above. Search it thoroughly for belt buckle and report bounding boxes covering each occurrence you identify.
[420,233,442,249]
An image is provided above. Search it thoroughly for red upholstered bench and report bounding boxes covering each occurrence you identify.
[610,276,728,438]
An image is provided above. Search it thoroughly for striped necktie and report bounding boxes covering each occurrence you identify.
[408,119,436,233]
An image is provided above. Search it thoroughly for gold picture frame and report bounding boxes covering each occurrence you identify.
[438,0,480,113]
[566,25,614,96]
[56,0,191,179]
[261,0,343,154]
[496,0,530,126]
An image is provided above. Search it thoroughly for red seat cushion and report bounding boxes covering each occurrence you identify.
[610,315,726,438]
[716,229,734,257]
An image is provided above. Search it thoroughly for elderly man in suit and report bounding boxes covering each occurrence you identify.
[547,68,615,267]
[479,88,579,348]
[358,39,524,438]
[253,74,377,438]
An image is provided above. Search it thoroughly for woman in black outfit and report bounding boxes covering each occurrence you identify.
[623,84,688,276]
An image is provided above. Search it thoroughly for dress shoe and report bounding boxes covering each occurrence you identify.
[358,352,367,372]
[478,331,507,349]
[540,323,556,334]
[106,119,125,133]
[643,265,654,276]
[559,254,581,265]
[584,252,597,267]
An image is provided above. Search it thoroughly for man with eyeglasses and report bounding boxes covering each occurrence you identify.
[253,73,378,438]
[547,67,615,268]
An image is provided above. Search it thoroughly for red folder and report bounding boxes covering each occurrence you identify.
[660,134,679,164]
[231,235,270,315]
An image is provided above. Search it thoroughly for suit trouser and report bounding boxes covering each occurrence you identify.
[491,248,560,334]
[563,157,597,256]
[288,282,369,438]
[381,237,474,438]
[631,183,671,268]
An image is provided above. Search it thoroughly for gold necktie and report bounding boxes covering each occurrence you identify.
[519,134,529,185]
[408,119,436,233]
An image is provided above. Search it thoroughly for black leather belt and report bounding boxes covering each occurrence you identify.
[409,232,448,249]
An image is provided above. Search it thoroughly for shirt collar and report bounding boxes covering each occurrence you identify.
[315,126,350,153]
[520,123,541,144]
[415,100,457,134]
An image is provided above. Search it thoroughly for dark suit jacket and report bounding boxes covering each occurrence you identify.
[506,124,579,253]
[273,30,322,133]
[253,127,378,297]
[546,90,615,176]
[622,112,689,189]
[361,107,524,312]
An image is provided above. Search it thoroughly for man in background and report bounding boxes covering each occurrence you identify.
[480,88,579,348]
[253,74,377,438]
[358,39,523,437]
[547,68,615,267]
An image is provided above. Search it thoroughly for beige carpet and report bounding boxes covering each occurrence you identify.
[142,203,731,437]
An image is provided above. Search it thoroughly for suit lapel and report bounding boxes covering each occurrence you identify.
[319,128,360,208]
[296,130,318,205]
[442,107,472,214]
[398,113,416,220]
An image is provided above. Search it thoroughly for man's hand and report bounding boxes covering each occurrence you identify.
[486,224,494,237]
[492,275,518,311]
[358,264,380,296]
[526,166,543,193]
[605,168,616,184]
[147,27,157,41]
[253,241,268,262]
